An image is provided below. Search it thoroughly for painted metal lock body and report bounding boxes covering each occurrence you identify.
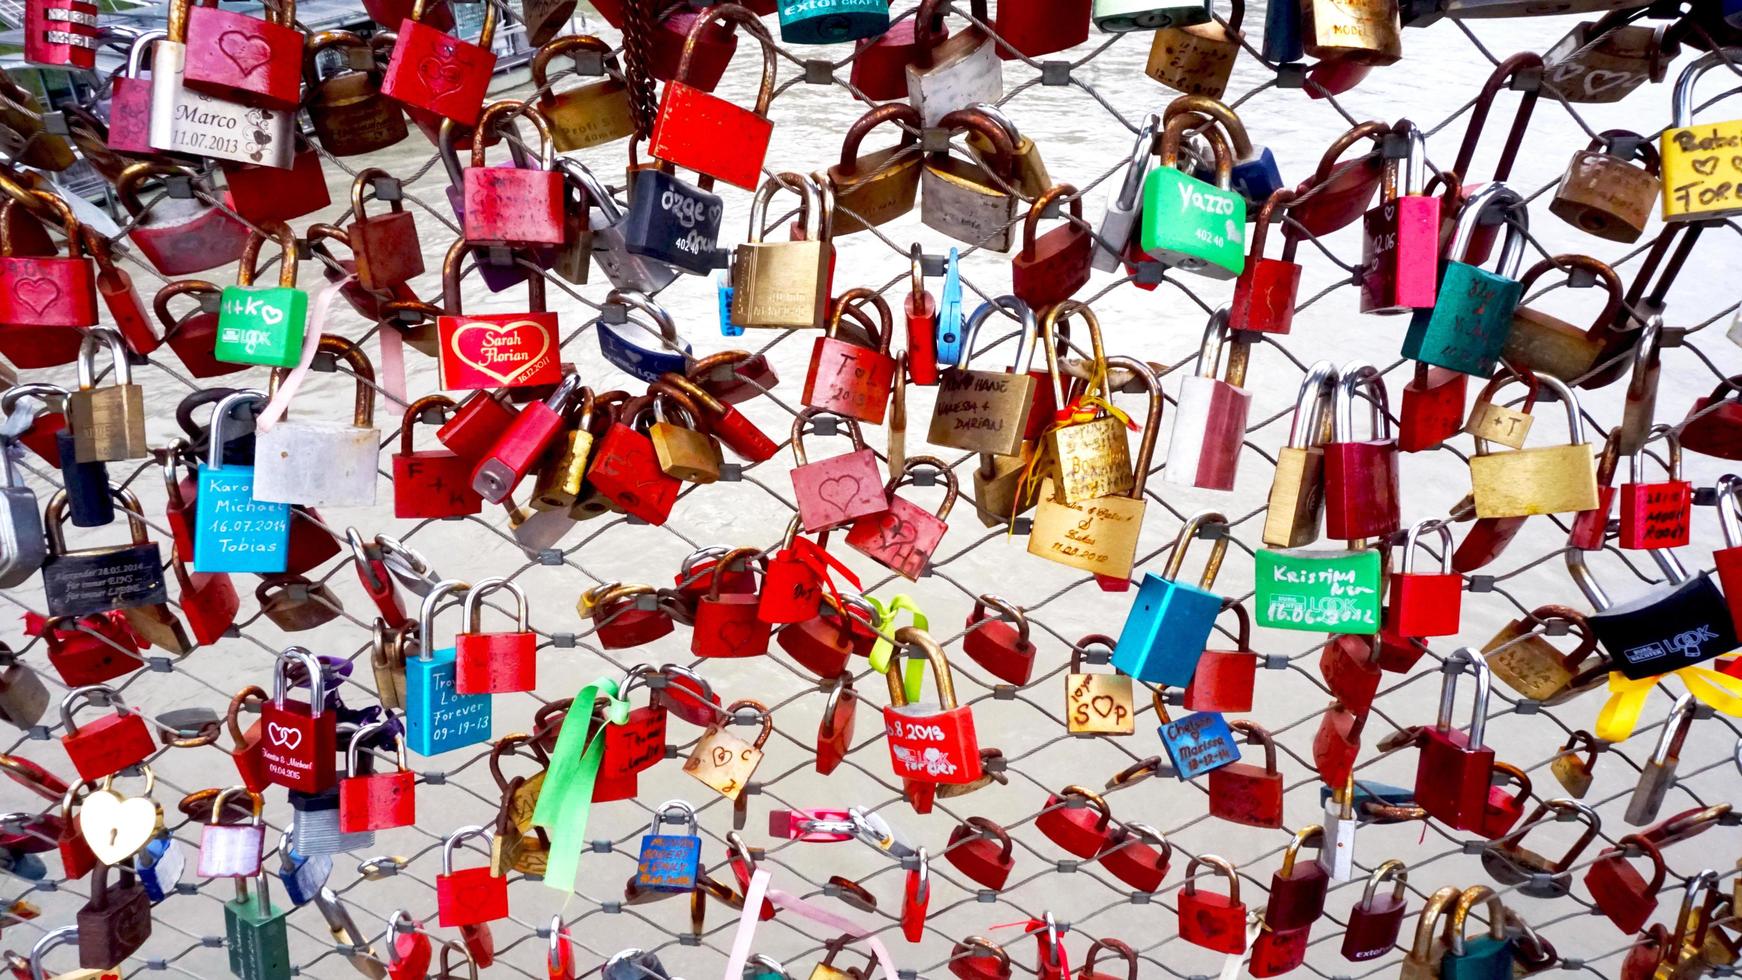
[1360,125,1440,313]
[1399,361,1466,453]
[1550,131,1661,243]
[690,547,771,657]
[77,862,152,969]
[1035,786,1116,857]
[1182,601,1257,712]
[59,686,156,780]
[381,0,498,125]
[463,101,565,246]
[406,581,494,755]
[963,595,1037,686]
[454,578,536,693]
[1265,826,1330,931]
[0,192,96,329]
[945,817,1014,890]
[199,787,266,878]
[1469,374,1598,519]
[394,396,483,519]
[1140,114,1246,278]
[1413,648,1495,831]
[25,0,99,69]
[683,698,771,799]
[1230,188,1302,333]
[253,337,381,507]
[435,826,509,927]
[1113,511,1228,685]
[531,34,637,152]
[344,169,424,291]
[1386,520,1462,637]
[845,456,955,581]
[828,103,924,236]
[1263,362,1336,547]
[1323,363,1400,540]
[1066,635,1134,734]
[930,296,1041,457]
[1439,887,1512,980]
[179,0,302,109]
[881,629,983,785]
[0,430,47,589]
[116,164,253,278]
[1098,821,1171,893]
[1402,183,1527,378]
[305,32,408,158]
[338,719,416,832]
[216,224,308,369]
[1165,310,1250,491]
[560,163,680,294]
[66,330,147,464]
[146,21,294,168]
[804,289,897,424]
[587,405,682,526]
[1618,432,1690,549]
[1341,860,1408,961]
[43,615,141,688]
[622,164,725,276]
[734,174,834,329]
[1660,49,1742,222]
[593,291,691,386]
[258,648,338,793]
[903,0,1001,128]
[41,487,166,619]
[1256,543,1382,635]
[1154,693,1240,779]
[225,874,292,980]
[636,801,701,893]
[1583,832,1665,934]
[647,5,778,191]
[790,410,886,531]
[1177,856,1248,953]
[1012,185,1092,309]
[1208,721,1284,827]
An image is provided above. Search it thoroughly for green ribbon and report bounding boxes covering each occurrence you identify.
[533,676,628,893]
[866,594,928,703]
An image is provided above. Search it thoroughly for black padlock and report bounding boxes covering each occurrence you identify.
[622,167,723,276]
[77,861,152,969]
[1569,550,1738,679]
[40,486,166,618]
[55,429,113,527]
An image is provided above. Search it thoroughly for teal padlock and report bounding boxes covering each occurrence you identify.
[193,389,290,574]
[214,223,309,369]
[1253,546,1382,633]
[1113,510,1228,685]
[777,0,888,44]
[225,872,292,980]
[1439,886,1513,980]
[1400,183,1526,379]
[405,579,494,756]
[1139,113,1246,280]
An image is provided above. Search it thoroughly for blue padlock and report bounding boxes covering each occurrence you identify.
[193,389,290,574]
[405,579,494,757]
[1113,511,1229,686]
[1177,96,1287,210]
[138,833,185,900]
[635,800,701,893]
[1154,693,1241,781]
[1261,0,1303,64]
[0,847,46,880]
[275,827,332,905]
[935,248,965,366]
[595,290,693,384]
[715,275,745,337]
[1317,780,1417,818]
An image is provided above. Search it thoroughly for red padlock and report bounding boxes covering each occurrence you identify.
[589,0,737,90]
[804,289,899,425]
[1177,855,1248,954]
[382,0,497,126]
[659,373,777,463]
[222,147,331,225]
[227,685,271,793]
[1359,122,1441,314]
[89,238,157,359]
[385,910,433,980]
[1717,476,1742,640]
[675,546,758,604]
[1311,700,1362,789]
[471,374,585,504]
[1182,600,1257,713]
[1319,633,1381,716]
[154,280,238,379]
[1079,939,1136,980]
[1584,833,1666,934]
[1034,786,1118,858]
[901,847,929,942]
[691,548,772,658]
[1412,649,1494,831]
[1289,121,1387,236]
[59,686,156,781]
[1618,428,1691,550]
[646,4,777,191]
[57,782,98,880]
[1011,185,1091,309]
[0,192,97,330]
[1473,761,1530,840]
[759,524,858,626]
[585,585,675,650]
[394,395,484,519]
[181,0,303,109]
[846,457,956,581]
[1248,924,1311,978]
[815,676,856,776]
[1265,827,1329,931]
[438,389,519,464]
[1324,365,1400,540]
[24,0,98,69]
[463,101,565,247]
[882,628,983,786]
[906,249,940,386]
[42,615,143,687]
[257,648,338,794]
[1399,363,1467,453]
[1207,721,1284,828]
[284,508,343,576]
[789,410,887,532]
[962,595,1036,686]
[338,719,416,833]
[992,0,1087,58]
[778,593,877,678]
[345,169,425,290]
[1385,520,1463,638]
[1340,859,1408,961]
[455,579,537,694]
[944,817,1015,891]
[175,559,238,648]
[436,826,509,927]
[587,404,682,526]
[1097,822,1171,894]
[1229,189,1302,334]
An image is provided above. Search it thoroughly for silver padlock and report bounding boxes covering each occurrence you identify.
[290,787,346,856]
[146,14,292,167]
[275,825,333,906]
[1625,693,1695,826]
[199,785,267,878]
[252,341,382,508]
[0,439,44,589]
[1095,114,1158,272]
[0,661,49,729]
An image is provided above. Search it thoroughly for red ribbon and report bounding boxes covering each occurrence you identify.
[782,535,862,615]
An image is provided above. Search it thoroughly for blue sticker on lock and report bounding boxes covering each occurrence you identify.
[715,274,745,337]
[138,834,184,901]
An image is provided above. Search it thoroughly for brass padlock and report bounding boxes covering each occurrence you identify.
[829,102,924,236]
[1065,635,1134,735]
[965,102,1051,201]
[1145,0,1244,99]
[1502,255,1625,385]
[1262,362,1336,548]
[647,383,723,484]
[66,329,147,463]
[1483,604,1600,702]
[370,618,409,710]
[732,173,834,330]
[972,441,1044,528]
[530,388,599,511]
[684,699,771,800]
[922,108,1020,252]
[1549,132,1661,244]
[1302,0,1400,65]
[1041,304,1132,505]
[1462,369,1536,452]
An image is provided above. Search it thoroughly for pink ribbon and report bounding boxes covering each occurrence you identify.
[255,276,344,432]
[724,869,898,980]
[377,321,407,408]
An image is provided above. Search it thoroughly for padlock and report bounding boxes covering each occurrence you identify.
[1011,185,1091,309]
[1660,49,1742,223]
[922,108,1020,251]
[881,628,983,785]
[1386,520,1462,638]
[595,290,694,384]
[76,861,151,970]
[947,936,1013,980]
[1177,855,1247,953]
[1095,0,1208,29]
[0,192,96,332]
[1543,16,1671,105]
[1358,123,1440,314]
[463,101,564,246]
[1568,536,1739,680]
[585,399,683,527]
[930,295,1042,457]
[1180,601,1256,712]
[434,241,560,392]
[1288,120,1390,237]
[255,575,343,633]
[1140,113,1246,278]
[337,717,415,834]
[1439,887,1512,980]
[1481,798,1598,897]
[1624,693,1695,826]
[252,337,381,508]
[1341,859,1407,961]
[1035,785,1118,858]
[257,648,337,794]
[179,0,302,108]
[1464,372,1597,519]
[829,103,924,236]
[0,656,49,730]
[146,8,294,166]
[683,698,771,799]
[1153,691,1240,780]
[944,817,1014,890]
[470,373,584,503]
[636,800,701,893]
[1097,821,1170,894]
[1165,309,1250,490]
[962,595,1036,686]
[0,436,46,590]
[733,174,834,330]
[1230,189,1302,332]
[903,0,1000,127]
[620,154,726,277]
[115,164,252,278]
[1262,362,1336,547]
[691,548,771,657]
[213,223,308,370]
[1320,363,1401,539]
[1065,636,1135,735]
[582,584,674,650]
[1549,131,1661,243]
[646,4,777,191]
[304,31,407,157]
[813,674,858,775]
[452,577,536,694]
[1501,257,1626,387]
[39,615,141,688]
[393,396,483,520]
[1402,183,1527,378]
[1397,886,1459,980]
[407,580,493,755]
[779,590,876,678]
[23,0,98,69]
[1161,96,1284,209]
[1584,832,1666,934]
[1548,729,1602,799]
[1619,427,1691,550]
[435,825,508,927]
[63,331,145,465]
[1412,647,1495,831]
[845,456,955,581]
[1113,511,1228,685]
[381,0,497,125]
[790,410,886,531]
[531,34,635,151]
[1207,721,1284,827]
[1145,0,1244,99]
[40,486,166,619]
[802,291,899,427]
[59,686,155,781]
[198,786,265,879]
[343,170,424,291]
[1303,0,1399,61]
[1263,825,1329,933]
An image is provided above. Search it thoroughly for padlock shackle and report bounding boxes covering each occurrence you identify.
[1156,113,1232,189]
[1671,47,1742,127]
[937,108,1018,181]
[1496,798,1598,874]
[723,698,774,748]
[58,683,130,733]
[1332,361,1392,444]
[1407,885,1462,960]
[971,594,1029,643]
[838,101,922,170]
[1401,519,1453,575]
[1193,308,1247,386]
[1433,647,1491,748]
[1362,858,1407,905]
[115,160,206,218]
[1446,885,1507,955]
[417,579,471,662]
[206,388,267,471]
[1020,183,1082,256]
[1069,634,1117,675]
[347,714,409,777]
[606,288,683,347]
[558,158,624,226]
[1471,371,1581,457]
[1619,315,1663,456]
[440,235,548,314]
[790,408,868,466]
[1229,719,1277,774]
[237,220,300,289]
[439,823,491,873]
[1286,361,1338,450]
[271,646,327,714]
[1040,299,1106,409]
[887,625,958,709]
[1161,510,1229,590]
[1452,52,1543,186]
[958,294,1036,374]
[1104,355,1163,501]
[1114,114,1161,210]
[1651,693,1696,765]
[530,32,614,90]
[350,166,405,224]
[0,189,82,260]
[45,483,148,553]
[1379,119,1426,201]
[885,455,958,523]
[1182,854,1238,903]
[1447,182,1527,276]
[1626,423,1682,484]
[747,171,818,245]
[26,924,79,980]
[1516,254,1625,341]
[399,394,457,457]
[826,287,894,354]
[268,335,377,428]
[1672,868,1722,952]
[1564,546,1611,611]
[677,1,774,116]
[0,381,67,417]
[211,784,265,825]
[1161,94,1253,158]
[1278,823,1324,874]
[76,327,131,391]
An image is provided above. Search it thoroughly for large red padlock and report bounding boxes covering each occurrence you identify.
[58,686,155,781]
[944,817,1014,891]
[257,648,338,794]
[758,526,856,626]
[0,192,97,330]
[1177,856,1248,954]
[338,721,416,833]
[846,457,955,581]
[1229,189,1302,334]
[790,410,887,532]
[42,615,143,687]
[154,280,239,380]
[1011,185,1091,309]
[1385,520,1463,638]
[438,389,519,463]
[1034,786,1117,858]
[1359,123,1441,314]
[226,685,271,793]
[1618,430,1691,550]
[1207,721,1284,828]
[1398,362,1467,453]
[1265,827,1329,931]
[587,412,682,527]
[882,629,982,785]
[691,548,772,658]
[382,0,497,126]
[1412,650,1494,831]
[962,595,1036,686]
[588,0,737,90]
[778,594,876,678]
[596,688,667,784]
[803,291,899,425]
[454,579,537,694]
[436,827,509,927]
[1583,833,1665,934]
[222,147,331,225]
[659,372,777,464]
[1319,633,1381,716]
[646,5,777,191]
[470,375,586,505]
[58,785,98,880]
[1323,366,1400,540]
[674,547,758,605]
[1681,373,1742,460]
[1717,477,1742,639]
[1182,600,1257,713]
[1097,822,1171,893]
[1340,859,1408,961]
[1311,701,1362,789]
[462,101,565,247]
[181,0,304,109]
[175,560,238,647]
[393,395,484,519]
[992,0,1087,58]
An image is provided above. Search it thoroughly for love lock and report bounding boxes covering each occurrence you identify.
[1034,785,1118,858]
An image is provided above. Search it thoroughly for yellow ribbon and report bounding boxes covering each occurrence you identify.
[1595,663,1742,742]
[1008,361,1139,538]
[866,594,929,703]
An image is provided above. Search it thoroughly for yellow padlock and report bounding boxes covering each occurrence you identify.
[1660,48,1742,222]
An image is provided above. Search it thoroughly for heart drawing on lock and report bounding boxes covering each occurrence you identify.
[13,278,61,316]
[449,319,553,385]
[217,30,273,77]
[79,788,158,865]
[1573,68,1637,98]
[1091,695,1117,718]
[710,745,733,767]
[266,722,302,750]
[1692,157,1720,177]
[816,475,863,514]
[418,57,466,98]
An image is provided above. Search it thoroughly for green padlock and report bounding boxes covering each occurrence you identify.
[1400,183,1526,379]
[215,222,309,369]
[1253,544,1381,634]
[224,871,292,980]
[1139,112,1246,280]
[1439,885,1513,980]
